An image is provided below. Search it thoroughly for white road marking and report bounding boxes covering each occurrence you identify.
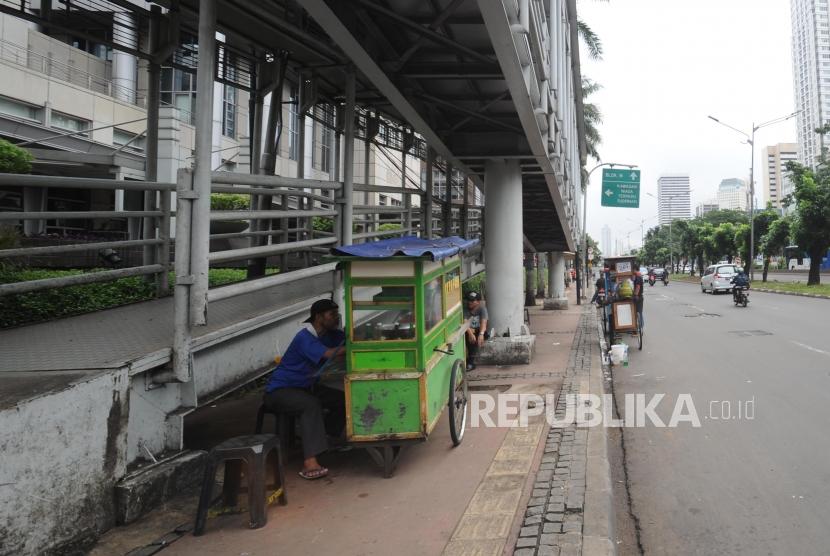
[790,341,830,357]
[690,305,705,312]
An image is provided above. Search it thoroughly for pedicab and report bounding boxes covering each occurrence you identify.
[597,255,643,351]
[323,236,479,477]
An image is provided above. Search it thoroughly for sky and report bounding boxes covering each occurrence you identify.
[577,0,796,253]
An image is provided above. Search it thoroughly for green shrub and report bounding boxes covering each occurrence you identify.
[377,222,402,239]
[313,217,334,233]
[210,193,250,210]
[0,139,33,174]
[0,267,281,328]
[0,224,20,250]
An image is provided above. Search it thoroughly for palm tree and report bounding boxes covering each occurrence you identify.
[582,78,603,160]
[577,19,603,60]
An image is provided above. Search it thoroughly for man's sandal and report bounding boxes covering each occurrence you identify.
[298,467,329,480]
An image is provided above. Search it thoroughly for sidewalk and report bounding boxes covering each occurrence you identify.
[90,289,613,556]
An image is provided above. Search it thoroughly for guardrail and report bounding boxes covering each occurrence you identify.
[0,173,174,297]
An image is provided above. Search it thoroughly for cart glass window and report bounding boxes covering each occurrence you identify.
[444,268,461,316]
[424,276,444,331]
[351,286,416,342]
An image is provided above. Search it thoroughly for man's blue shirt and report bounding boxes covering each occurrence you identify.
[266,325,346,392]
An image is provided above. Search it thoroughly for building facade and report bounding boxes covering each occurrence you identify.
[601,224,612,258]
[791,0,830,168]
[716,178,748,211]
[762,143,799,209]
[695,200,719,217]
[0,10,438,242]
[657,174,691,225]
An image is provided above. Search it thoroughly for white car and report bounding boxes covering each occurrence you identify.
[700,264,739,294]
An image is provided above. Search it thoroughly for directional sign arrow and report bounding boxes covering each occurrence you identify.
[605,189,614,197]
[630,171,638,180]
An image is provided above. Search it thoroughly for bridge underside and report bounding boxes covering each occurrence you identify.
[167,0,579,252]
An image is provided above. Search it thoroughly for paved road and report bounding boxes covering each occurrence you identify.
[612,282,830,555]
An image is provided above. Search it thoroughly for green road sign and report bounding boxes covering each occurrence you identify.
[601,168,640,208]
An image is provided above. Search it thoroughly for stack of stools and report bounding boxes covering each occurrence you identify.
[194,434,287,535]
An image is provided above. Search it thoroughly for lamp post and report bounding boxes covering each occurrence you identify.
[707,112,798,280]
[580,161,638,304]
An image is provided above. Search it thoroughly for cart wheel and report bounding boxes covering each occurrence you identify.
[448,359,468,446]
[637,312,643,351]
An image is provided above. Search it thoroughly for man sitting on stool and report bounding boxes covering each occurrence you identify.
[263,299,346,480]
[464,291,489,371]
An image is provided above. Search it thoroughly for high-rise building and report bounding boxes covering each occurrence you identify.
[695,200,719,217]
[717,178,748,211]
[657,174,691,225]
[763,143,799,208]
[601,225,612,258]
[791,0,830,168]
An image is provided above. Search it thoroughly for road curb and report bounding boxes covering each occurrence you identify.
[582,311,616,556]
[671,277,830,300]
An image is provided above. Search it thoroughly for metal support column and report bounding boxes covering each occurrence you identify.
[189,0,217,326]
[461,173,469,239]
[144,5,162,291]
[340,69,356,246]
[424,148,435,239]
[172,169,195,381]
[484,159,524,336]
[443,162,453,237]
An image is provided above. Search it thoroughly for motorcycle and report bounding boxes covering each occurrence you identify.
[648,274,656,286]
[733,286,749,307]
[662,274,669,286]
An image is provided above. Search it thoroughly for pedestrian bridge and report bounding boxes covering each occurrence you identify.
[0,1,586,553]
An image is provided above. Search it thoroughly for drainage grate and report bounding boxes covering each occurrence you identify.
[467,371,561,382]
[728,330,773,337]
[684,313,722,318]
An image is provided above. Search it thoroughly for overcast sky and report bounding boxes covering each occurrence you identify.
[577,0,796,253]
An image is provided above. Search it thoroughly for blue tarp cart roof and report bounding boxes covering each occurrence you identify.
[329,236,479,261]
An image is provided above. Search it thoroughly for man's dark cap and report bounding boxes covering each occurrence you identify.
[466,291,481,301]
[304,299,339,323]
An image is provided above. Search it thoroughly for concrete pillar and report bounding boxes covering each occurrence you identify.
[544,251,568,310]
[112,12,137,104]
[484,159,524,336]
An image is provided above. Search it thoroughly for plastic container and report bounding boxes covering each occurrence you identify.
[610,344,629,366]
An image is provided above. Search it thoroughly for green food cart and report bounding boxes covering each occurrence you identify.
[326,236,479,476]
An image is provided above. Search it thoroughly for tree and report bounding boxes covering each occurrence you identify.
[582,78,603,160]
[0,139,33,174]
[784,160,830,285]
[734,208,778,275]
[711,223,737,263]
[760,217,791,282]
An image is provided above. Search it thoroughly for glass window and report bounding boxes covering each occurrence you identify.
[0,96,42,123]
[717,265,737,275]
[444,269,461,316]
[113,129,145,152]
[351,286,415,342]
[51,112,89,136]
[424,276,444,331]
[222,84,236,137]
[288,86,300,161]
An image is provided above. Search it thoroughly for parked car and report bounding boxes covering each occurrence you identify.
[700,264,739,294]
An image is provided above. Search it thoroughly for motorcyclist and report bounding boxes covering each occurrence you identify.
[731,267,750,302]
[591,267,609,304]
[647,268,656,285]
[662,267,669,285]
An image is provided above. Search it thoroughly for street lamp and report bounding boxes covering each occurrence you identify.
[707,112,798,280]
[580,161,638,304]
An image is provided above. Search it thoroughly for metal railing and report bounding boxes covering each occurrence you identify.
[0,173,174,297]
